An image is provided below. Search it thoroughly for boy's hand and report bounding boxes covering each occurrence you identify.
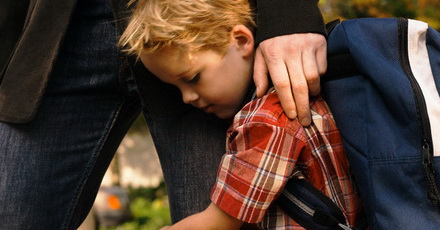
[161,203,243,230]
[253,33,327,126]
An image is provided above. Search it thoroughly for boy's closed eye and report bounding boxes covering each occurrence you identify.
[185,73,201,84]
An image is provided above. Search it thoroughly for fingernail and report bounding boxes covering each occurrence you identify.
[300,117,311,126]
[288,111,297,119]
[255,86,261,97]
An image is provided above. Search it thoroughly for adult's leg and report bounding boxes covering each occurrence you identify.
[145,108,229,222]
[0,0,141,229]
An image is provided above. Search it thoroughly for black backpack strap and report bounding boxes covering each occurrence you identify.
[323,19,360,81]
[324,53,359,81]
[326,19,341,35]
[277,178,355,230]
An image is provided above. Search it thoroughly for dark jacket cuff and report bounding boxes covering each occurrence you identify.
[254,0,326,45]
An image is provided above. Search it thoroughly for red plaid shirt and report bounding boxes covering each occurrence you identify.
[210,91,363,229]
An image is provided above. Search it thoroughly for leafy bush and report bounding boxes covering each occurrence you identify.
[100,182,171,230]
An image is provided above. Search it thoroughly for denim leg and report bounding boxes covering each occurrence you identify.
[0,0,141,229]
[144,108,229,222]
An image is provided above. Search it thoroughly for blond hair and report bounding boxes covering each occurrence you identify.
[119,0,255,57]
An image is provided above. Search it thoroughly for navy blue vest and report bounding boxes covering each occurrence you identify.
[323,18,440,229]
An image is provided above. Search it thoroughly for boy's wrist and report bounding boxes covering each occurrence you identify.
[165,203,243,230]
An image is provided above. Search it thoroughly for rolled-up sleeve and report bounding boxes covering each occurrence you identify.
[210,119,306,223]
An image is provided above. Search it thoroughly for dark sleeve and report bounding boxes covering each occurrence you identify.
[0,1,29,71]
[253,0,326,44]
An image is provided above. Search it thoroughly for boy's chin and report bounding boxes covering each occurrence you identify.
[213,109,237,120]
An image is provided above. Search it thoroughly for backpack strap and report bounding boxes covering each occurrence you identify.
[324,53,358,80]
[277,178,356,230]
[323,19,360,81]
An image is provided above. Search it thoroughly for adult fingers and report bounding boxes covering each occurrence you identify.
[262,44,298,119]
[302,47,321,97]
[253,47,270,98]
[286,50,311,126]
[316,39,328,76]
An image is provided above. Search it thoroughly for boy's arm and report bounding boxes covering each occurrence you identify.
[161,203,244,230]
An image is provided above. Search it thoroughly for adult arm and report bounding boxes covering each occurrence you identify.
[253,0,327,126]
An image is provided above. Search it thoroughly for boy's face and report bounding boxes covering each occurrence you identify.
[140,45,253,119]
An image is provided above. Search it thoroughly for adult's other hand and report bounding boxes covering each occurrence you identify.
[253,33,327,126]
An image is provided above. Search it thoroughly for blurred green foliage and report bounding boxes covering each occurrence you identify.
[319,0,440,30]
[100,183,171,230]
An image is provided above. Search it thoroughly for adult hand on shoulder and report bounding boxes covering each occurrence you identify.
[253,33,327,126]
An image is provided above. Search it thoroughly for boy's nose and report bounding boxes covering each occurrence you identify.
[181,89,199,104]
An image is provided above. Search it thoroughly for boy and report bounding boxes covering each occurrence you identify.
[120,0,363,229]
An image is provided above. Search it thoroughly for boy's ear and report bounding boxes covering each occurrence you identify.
[230,25,254,57]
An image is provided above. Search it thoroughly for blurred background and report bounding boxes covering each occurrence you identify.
[78,115,171,230]
[79,1,440,229]
[319,0,439,29]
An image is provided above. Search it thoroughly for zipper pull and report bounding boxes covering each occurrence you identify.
[423,139,432,169]
[422,139,440,206]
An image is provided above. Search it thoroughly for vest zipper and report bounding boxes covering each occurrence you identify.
[398,17,440,206]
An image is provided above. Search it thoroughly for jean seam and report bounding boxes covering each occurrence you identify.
[61,99,125,230]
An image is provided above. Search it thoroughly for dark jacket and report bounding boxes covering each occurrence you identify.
[0,0,325,123]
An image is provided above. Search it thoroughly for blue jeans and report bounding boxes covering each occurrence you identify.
[0,0,228,229]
